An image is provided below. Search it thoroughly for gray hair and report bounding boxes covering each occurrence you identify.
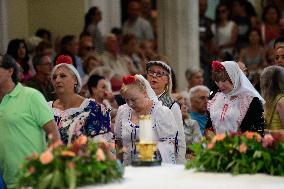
[188,85,210,100]
[185,67,204,80]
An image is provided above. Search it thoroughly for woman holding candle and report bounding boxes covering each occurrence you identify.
[114,74,177,165]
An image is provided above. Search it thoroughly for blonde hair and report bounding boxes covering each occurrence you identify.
[120,77,146,98]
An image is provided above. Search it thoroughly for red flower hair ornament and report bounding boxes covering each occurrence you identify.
[55,55,73,65]
[212,60,225,72]
[123,75,136,85]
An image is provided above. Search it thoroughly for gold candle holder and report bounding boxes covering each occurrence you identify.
[136,142,157,161]
[131,115,161,166]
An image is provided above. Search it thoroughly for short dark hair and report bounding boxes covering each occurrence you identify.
[1,54,19,84]
[87,74,105,95]
[212,69,232,84]
[274,35,284,49]
[32,54,46,71]
[35,28,52,42]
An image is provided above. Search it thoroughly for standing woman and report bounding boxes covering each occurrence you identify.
[83,6,103,54]
[115,75,177,165]
[49,55,112,145]
[7,39,34,82]
[211,3,238,60]
[239,29,265,71]
[206,61,265,136]
[260,66,284,132]
[146,61,186,164]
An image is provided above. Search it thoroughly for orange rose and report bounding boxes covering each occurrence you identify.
[245,132,254,140]
[207,143,214,150]
[239,143,247,153]
[28,166,36,174]
[61,150,76,157]
[212,134,225,143]
[75,135,88,145]
[96,148,106,161]
[49,140,63,150]
[67,162,75,169]
[40,150,53,164]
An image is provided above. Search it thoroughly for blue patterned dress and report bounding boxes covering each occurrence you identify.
[49,99,112,144]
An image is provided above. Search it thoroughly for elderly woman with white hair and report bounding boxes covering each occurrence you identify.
[115,74,177,165]
[180,67,204,110]
[48,55,112,145]
[146,60,186,164]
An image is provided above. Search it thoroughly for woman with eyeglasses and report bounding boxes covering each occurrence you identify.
[205,61,265,137]
[114,74,177,165]
[146,61,186,164]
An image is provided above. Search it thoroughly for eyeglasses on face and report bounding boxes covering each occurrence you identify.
[147,69,169,77]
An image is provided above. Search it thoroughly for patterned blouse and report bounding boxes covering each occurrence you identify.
[49,99,112,144]
[114,101,177,165]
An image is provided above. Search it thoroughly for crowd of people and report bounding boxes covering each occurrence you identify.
[1,0,284,188]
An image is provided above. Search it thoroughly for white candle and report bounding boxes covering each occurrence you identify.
[139,115,153,144]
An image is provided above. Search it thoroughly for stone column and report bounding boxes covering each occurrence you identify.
[0,0,8,54]
[157,0,199,91]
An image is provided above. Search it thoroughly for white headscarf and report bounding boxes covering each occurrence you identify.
[208,61,265,134]
[51,63,82,93]
[135,74,161,104]
[222,61,265,104]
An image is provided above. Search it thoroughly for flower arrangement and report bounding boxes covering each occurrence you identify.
[17,136,124,189]
[186,132,284,176]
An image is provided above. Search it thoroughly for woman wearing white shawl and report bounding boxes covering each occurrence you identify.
[114,74,177,165]
[206,61,265,135]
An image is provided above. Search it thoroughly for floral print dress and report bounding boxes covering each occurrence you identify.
[49,99,113,145]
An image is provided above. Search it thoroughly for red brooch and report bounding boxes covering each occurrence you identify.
[122,75,136,85]
[55,55,73,65]
[212,60,224,71]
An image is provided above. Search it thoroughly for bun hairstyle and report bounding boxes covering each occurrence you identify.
[120,75,146,97]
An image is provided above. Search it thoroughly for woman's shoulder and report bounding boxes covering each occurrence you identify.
[276,95,284,111]
[117,104,130,112]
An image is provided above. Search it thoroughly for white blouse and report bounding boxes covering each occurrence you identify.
[114,102,177,165]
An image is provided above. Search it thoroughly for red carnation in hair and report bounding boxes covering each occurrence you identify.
[122,75,136,85]
[212,60,224,71]
[55,55,73,65]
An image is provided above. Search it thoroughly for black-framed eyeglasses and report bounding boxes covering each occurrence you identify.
[147,69,169,77]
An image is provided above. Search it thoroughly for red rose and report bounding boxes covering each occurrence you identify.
[55,55,73,65]
[212,60,224,71]
[122,75,136,85]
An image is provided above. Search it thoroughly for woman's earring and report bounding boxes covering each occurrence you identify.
[74,84,78,92]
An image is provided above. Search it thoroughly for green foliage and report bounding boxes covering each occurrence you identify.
[17,136,124,189]
[186,132,284,176]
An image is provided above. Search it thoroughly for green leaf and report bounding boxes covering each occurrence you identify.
[50,169,64,188]
[39,173,53,189]
[65,167,76,189]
